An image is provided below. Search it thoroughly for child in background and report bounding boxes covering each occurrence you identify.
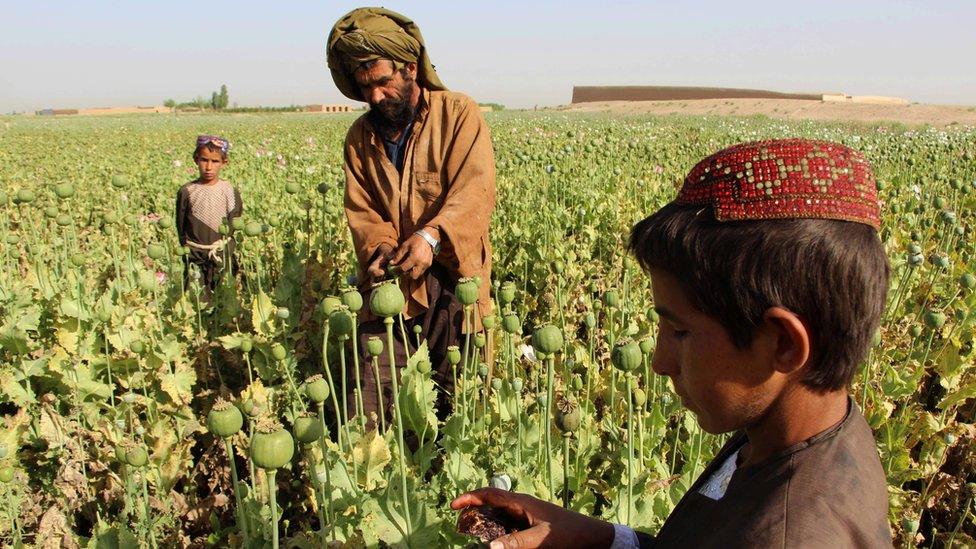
[452,139,893,548]
[175,135,243,297]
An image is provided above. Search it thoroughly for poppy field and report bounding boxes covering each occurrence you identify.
[0,111,974,547]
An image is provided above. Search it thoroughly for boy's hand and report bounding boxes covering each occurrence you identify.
[366,243,395,280]
[451,488,615,549]
[389,234,433,280]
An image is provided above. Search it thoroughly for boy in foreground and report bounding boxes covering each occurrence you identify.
[452,139,893,547]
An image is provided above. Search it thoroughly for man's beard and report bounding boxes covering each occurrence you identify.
[367,77,417,140]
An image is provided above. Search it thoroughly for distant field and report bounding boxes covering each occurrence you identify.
[565,98,976,127]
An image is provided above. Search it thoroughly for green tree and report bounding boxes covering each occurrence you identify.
[163,98,176,108]
[218,84,229,110]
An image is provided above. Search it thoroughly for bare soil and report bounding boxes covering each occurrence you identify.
[563,98,976,127]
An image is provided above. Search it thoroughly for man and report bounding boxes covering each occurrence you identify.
[327,7,496,420]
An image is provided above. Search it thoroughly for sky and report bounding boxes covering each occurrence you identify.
[1,1,974,113]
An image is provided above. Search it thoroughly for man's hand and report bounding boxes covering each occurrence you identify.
[451,487,615,549]
[366,243,396,281]
[389,233,434,280]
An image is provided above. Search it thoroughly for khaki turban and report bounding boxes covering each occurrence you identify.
[327,7,447,102]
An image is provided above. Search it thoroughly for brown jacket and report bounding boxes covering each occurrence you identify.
[344,88,496,325]
[638,398,892,548]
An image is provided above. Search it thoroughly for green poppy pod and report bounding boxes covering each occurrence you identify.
[250,420,295,470]
[482,315,497,330]
[317,182,330,194]
[571,374,584,391]
[56,214,72,227]
[114,444,129,463]
[158,217,173,230]
[207,399,244,438]
[908,242,922,255]
[103,211,120,225]
[54,183,75,199]
[638,336,654,355]
[44,206,58,219]
[491,378,503,391]
[242,399,261,418]
[553,261,565,274]
[293,415,324,444]
[502,313,521,334]
[909,325,923,338]
[275,307,290,320]
[178,246,190,256]
[902,518,919,534]
[447,345,462,365]
[604,290,620,309]
[125,446,149,468]
[15,189,36,203]
[478,363,489,377]
[554,397,581,433]
[412,324,423,335]
[416,359,432,374]
[370,281,405,318]
[129,340,144,354]
[305,374,330,403]
[583,312,596,329]
[70,253,86,268]
[366,336,384,357]
[4,235,18,245]
[923,311,947,330]
[532,325,564,354]
[137,270,156,292]
[536,394,547,407]
[611,339,642,373]
[241,221,261,237]
[341,288,363,313]
[285,182,301,194]
[111,175,128,188]
[147,244,166,260]
[231,217,245,231]
[933,196,947,209]
[474,333,486,349]
[511,378,524,392]
[0,468,14,483]
[328,307,354,337]
[321,296,343,316]
[271,343,287,361]
[218,224,230,236]
[240,338,253,353]
[455,277,480,306]
[632,388,647,407]
[961,273,976,290]
[499,281,517,305]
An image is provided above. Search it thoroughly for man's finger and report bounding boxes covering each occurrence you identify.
[450,491,486,510]
[389,245,409,265]
[489,524,549,549]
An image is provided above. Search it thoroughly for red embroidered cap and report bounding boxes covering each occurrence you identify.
[675,139,881,229]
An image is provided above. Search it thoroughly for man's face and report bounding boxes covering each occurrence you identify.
[649,268,785,434]
[354,60,417,125]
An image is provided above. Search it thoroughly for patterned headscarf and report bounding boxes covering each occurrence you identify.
[327,7,446,102]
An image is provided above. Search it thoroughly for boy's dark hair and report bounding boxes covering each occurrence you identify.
[628,203,890,392]
[193,142,228,160]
